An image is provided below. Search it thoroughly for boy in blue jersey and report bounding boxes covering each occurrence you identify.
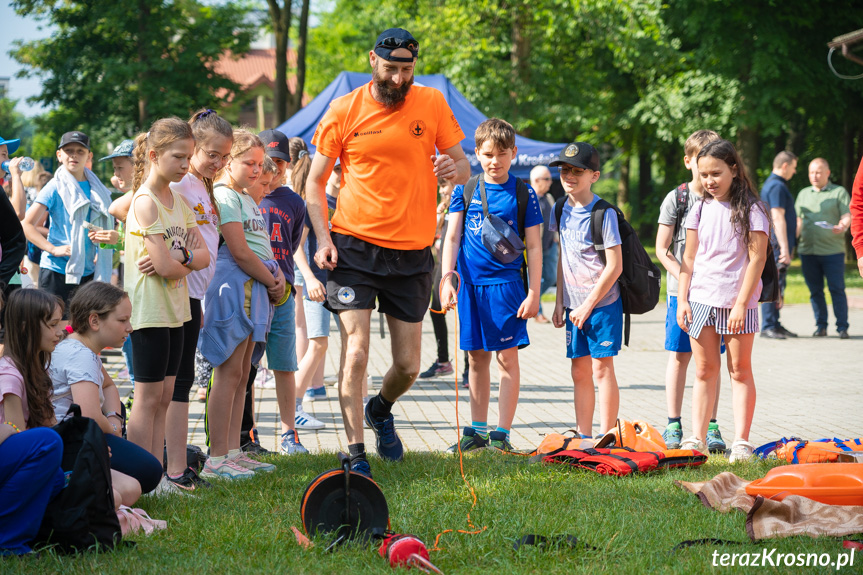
[440,118,543,452]
[548,142,622,439]
[258,131,308,455]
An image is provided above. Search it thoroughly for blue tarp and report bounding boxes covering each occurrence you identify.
[275,72,567,180]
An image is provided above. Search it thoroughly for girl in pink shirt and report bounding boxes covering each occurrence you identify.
[677,140,770,463]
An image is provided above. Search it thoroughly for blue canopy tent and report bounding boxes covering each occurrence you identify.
[275,72,566,180]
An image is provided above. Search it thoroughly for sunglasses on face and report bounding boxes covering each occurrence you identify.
[377,37,419,52]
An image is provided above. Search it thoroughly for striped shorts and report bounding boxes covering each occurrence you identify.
[687,301,759,339]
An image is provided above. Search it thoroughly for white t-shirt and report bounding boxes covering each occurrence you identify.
[171,173,220,300]
[684,199,770,309]
[49,338,105,420]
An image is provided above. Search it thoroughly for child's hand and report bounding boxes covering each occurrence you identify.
[517,291,539,319]
[440,282,458,311]
[552,302,566,328]
[137,254,156,276]
[677,300,692,332]
[91,229,119,245]
[569,302,594,330]
[728,303,746,334]
[51,244,72,258]
[268,274,286,303]
[186,232,201,251]
[306,278,326,302]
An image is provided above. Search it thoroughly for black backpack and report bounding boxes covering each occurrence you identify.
[462,174,532,293]
[36,404,123,553]
[555,197,661,345]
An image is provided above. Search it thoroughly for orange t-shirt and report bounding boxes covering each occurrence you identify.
[312,82,465,250]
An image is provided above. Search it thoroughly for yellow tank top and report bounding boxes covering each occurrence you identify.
[124,186,197,329]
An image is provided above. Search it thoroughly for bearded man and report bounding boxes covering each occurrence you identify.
[305,28,469,477]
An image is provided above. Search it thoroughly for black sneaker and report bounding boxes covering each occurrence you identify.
[446,427,489,453]
[760,328,785,340]
[419,361,454,379]
[241,428,273,456]
[776,324,798,338]
[166,467,212,491]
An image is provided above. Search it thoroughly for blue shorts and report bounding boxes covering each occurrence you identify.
[304,296,337,339]
[266,293,298,372]
[458,280,529,352]
[565,298,622,359]
[665,295,692,353]
[666,296,726,354]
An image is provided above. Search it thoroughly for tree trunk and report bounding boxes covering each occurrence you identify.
[662,144,680,192]
[842,122,854,191]
[137,0,151,127]
[268,0,291,125]
[287,0,310,118]
[617,150,630,213]
[637,146,652,234]
[736,125,761,187]
[509,3,529,124]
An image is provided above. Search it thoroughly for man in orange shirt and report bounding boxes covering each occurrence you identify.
[307,28,469,477]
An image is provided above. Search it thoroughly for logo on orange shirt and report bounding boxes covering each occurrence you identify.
[409,120,426,138]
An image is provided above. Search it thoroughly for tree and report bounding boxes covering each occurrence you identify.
[11,0,256,141]
[266,0,311,123]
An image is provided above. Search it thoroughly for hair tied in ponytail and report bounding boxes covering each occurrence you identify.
[298,150,309,159]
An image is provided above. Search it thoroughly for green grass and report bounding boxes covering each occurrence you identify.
[7,451,855,574]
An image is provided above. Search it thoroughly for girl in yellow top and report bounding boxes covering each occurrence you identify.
[124,117,210,487]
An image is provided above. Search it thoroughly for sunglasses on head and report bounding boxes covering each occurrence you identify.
[377,37,418,52]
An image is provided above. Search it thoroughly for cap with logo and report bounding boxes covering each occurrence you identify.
[259,129,291,162]
[549,142,600,172]
[99,139,135,162]
[374,28,419,62]
[58,131,91,151]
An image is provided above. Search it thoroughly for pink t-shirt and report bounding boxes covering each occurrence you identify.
[0,356,29,424]
[685,199,770,309]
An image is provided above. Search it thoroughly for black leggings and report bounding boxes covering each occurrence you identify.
[430,258,449,364]
[130,326,184,383]
[105,434,163,494]
[172,298,202,403]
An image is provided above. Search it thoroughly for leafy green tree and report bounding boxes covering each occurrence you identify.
[11,0,256,141]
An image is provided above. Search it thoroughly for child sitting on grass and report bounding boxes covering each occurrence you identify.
[440,118,543,453]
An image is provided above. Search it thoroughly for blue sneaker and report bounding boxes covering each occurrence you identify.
[364,401,404,461]
[350,458,373,479]
[303,386,326,402]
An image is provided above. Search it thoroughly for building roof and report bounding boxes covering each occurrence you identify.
[215,49,298,94]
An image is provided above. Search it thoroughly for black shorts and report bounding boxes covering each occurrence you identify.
[173,298,202,402]
[326,233,433,323]
[38,268,94,320]
[130,326,184,383]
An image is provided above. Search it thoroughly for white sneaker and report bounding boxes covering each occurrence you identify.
[200,456,255,480]
[728,439,755,463]
[680,436,707,453]
[295,405,325,429]
[151,475,193,497]
[254,368,275,389]
[231,451,276,473]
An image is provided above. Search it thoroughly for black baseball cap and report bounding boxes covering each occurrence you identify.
[58,131,90,151]
[259,129,291,162]
[549,142,600,172]
[373,28,419,62]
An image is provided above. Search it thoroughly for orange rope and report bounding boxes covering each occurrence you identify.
[429,270,487,552]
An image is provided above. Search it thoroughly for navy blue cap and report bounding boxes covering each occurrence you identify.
[259,129,291,162]
[374,28,418,62]
[549,142,600,172]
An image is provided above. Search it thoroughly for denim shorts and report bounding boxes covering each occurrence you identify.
[265,293,298,372]
[304,297,337,339]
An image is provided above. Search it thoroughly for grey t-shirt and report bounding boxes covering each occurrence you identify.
[657,184,701,296]
[50,338,105,420]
